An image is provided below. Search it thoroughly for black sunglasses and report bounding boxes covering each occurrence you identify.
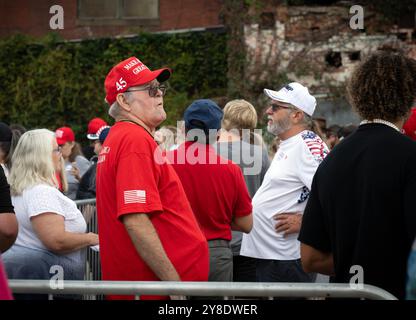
[126,84,167,97]
[270,103,294,112]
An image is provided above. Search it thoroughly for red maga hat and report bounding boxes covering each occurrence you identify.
[87,117,108,140]
[55,126,75,145]
[104,56,171,105]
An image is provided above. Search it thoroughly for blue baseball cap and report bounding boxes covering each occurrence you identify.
[184,99,223,132]
[98,126,111,144]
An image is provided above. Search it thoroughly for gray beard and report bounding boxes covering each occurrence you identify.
[267,117,292,136]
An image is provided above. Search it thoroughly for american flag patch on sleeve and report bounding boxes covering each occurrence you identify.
[301,131,329,163]
[124,190,146,204]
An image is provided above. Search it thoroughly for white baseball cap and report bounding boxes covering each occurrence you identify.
[264,82,316,116]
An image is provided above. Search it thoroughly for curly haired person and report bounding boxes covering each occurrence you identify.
[299,50,416,299]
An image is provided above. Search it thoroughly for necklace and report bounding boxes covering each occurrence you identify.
[118,119,154,138]
[360,119,401,132]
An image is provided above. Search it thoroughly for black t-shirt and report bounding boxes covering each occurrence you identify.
[82,145,95,161]
[0,166,14,214]
[299,123,416,299]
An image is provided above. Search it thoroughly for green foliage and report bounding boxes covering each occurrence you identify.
[0,31,227,140]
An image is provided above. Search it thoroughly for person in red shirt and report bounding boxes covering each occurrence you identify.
[168,99,253,283]
[96,57,209,300]
[0,255,12,300]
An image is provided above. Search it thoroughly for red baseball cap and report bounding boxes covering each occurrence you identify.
[55,126,75,145]
[87,117,108,140]
[403,107,416,141]
[104,56,171,105]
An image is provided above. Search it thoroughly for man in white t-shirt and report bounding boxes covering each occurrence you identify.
[240,82,329,283]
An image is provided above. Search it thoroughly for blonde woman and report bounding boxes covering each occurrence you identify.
[215,99,270,283]
[3,129,98,294]
[216,99,270,197]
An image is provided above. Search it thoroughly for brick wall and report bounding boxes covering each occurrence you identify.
[0,0,223,40]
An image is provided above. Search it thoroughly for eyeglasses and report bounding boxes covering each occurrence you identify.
[53,146,62,154]
[126,84,167,97]
[270,103,295,113]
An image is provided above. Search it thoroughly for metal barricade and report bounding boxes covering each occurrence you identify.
[74,198,101,299]
[8,280,398,300]
[70,200,397,301]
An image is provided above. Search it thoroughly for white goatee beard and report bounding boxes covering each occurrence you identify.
[267,116,292,136]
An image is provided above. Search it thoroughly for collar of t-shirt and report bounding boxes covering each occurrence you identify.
[182,141,218,163]
[117,120,154,139]
[184,140,215,150]
[279,130,306,149]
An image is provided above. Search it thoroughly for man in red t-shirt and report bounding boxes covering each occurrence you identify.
[96,57,209,300]
[168,99,253,282]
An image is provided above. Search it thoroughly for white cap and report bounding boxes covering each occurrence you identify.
[264,82,316,116]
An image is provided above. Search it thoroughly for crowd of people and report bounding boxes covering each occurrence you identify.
[1,49,416,300]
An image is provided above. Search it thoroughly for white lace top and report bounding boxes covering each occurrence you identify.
[12,184,87,261]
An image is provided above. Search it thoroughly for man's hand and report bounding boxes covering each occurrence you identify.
[273,212,302,237]
[70,162,81,181]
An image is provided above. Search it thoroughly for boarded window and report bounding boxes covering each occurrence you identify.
[398,10,416,28]
[78,0,159,25]
[325,51,342,68]
[78,0,118,19]
[348,51,360,61]
[123,0,158,19]
[260,12,275,30]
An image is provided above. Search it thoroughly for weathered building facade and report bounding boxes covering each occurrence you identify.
[242,2,415,124]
